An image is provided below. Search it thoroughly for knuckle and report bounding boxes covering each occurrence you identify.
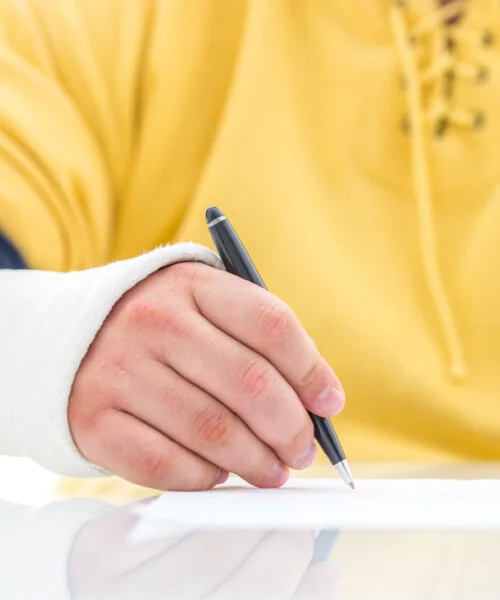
[296,357,323,389]
[125,297,189,340]
[189,471,220,492]
[168,261,201,287]
[240,360,275,401]
[70,369,115,434]
[258,302,293,349]
[68,402,113,457]
[124,298,161,329]
[193,405,233,447]
[137,450,172,484]
[289,420,314,451]
[68,394,96,435]
[191,262,215,298]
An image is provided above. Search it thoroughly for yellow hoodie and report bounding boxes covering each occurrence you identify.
[1,0,500,467]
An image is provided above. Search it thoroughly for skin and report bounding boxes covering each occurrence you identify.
[69,262,345,491]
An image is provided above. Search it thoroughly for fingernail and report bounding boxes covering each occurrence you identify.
[316,385,345,416]
[294,441,318,469]
[216,469,229,485]
[266,463,290,487]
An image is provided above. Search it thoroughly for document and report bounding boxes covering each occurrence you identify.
[131,478,500,541]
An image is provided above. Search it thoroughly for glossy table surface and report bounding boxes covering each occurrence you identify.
[1,462,499,599]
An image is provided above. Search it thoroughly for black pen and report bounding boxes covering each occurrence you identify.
[206,207,355,490]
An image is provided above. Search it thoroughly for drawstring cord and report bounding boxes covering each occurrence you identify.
[390,0,491,379]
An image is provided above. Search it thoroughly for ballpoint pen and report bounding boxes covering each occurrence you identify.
[206,206,355,490]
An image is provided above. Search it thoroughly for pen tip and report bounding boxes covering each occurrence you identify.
[348,481,355,490]
[205,206,224,224]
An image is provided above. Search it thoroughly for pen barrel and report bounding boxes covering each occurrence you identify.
[209,220,267,289]
[309,411,346,465]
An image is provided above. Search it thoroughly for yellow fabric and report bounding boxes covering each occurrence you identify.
[2,0,500,489]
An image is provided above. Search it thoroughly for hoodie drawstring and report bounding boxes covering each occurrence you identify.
[390,0,492,379]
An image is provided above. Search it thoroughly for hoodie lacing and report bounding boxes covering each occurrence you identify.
[390,0,493,380]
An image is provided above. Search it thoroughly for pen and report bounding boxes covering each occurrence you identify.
[206,206,355,490]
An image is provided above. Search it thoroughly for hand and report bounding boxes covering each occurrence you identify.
[69,501,342,600]
[69,262,345,490]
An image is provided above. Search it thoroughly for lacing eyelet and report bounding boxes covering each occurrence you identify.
[444,69,455,96]
[473,110,485,129]
[476,66,489,83]
[401,115,411,134]
[435,116,448,137]
[482,30,494,47]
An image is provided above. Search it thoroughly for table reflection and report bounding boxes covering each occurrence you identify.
[70,503,342,599]
[1,494,499,599]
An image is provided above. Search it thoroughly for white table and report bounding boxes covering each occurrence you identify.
[0,462,498,599]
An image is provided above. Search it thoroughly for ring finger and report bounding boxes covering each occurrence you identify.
[117,357,290,488]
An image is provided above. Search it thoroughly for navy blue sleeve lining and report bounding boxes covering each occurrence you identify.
[0,231,27,269]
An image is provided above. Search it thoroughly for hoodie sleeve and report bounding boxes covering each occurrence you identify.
[0,232,26,269]
[0,1,114,272]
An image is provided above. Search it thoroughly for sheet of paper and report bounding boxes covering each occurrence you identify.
[130,478,500,540]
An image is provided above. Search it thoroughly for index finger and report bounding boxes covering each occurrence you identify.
[191,265,345,417]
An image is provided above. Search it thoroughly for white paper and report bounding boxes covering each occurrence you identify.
[131,478,500,541]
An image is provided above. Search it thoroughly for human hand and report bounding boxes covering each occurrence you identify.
[69,262,345,490]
